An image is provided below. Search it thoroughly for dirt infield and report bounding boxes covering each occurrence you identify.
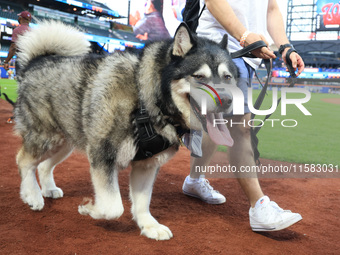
[1,99,340,254]
[322,97,340,105]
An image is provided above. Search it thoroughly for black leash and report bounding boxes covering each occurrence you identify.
[230,41,267,59]
[248,47,298,164]
[250,59,272,134]
[249,59,272,164]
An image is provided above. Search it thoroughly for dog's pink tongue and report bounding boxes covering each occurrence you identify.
[206,113,234,147]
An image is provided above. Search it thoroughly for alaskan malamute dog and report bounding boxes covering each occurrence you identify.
[14,21,238,240]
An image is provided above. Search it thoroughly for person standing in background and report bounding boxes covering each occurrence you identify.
[3,11,32,73]
[131,0,171,41]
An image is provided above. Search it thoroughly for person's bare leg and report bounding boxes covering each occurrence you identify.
[184,132,226,204]
[228,113,303,231]
[228,113,264,207]
[189,132,218,179]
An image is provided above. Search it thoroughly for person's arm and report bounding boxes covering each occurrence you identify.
[4,42,16,70]
[205,0,276,59]
[133,17,149,40]
[267,0,304,75]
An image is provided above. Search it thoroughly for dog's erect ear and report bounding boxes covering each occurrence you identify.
[219,34,229,49]
[172,23,194,57]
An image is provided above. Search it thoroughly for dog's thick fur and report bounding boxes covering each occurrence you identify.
[14,21,238,240]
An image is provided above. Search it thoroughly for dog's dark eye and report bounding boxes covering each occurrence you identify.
[225,75,232,80]
[192,74,205,80]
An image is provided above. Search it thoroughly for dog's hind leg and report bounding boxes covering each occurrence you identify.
[17,147,44,211]
[130,161,173,240]
[38,143,73,199]
[78,165,124,220]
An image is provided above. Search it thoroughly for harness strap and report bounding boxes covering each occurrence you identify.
[133,101,190,161]
[137,103,155,137]
[133,102,172,161]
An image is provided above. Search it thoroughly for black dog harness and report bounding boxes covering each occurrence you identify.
[133,103,189,161]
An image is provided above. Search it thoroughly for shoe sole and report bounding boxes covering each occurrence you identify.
[251,214,302,231]
[183,190,226,205]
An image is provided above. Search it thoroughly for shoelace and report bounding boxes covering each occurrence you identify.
[200,179,219,193]
[269,201,292,213]
[268,201,283,212]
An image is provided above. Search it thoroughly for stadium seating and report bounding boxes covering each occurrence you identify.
[81,0,110,10]
[0,0,143,62]
[0,1,24,21]
[0,45,9,52]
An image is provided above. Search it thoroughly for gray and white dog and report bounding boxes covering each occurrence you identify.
[14,21,238,240]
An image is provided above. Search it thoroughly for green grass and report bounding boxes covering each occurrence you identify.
[0,79,18,102]
[256,89,340,165]
[1,79,339,165]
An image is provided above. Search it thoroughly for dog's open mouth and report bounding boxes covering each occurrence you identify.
[206,113,234,147]
[189,96,234,147]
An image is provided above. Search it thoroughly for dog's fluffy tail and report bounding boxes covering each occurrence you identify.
[16,20,91,69]
[2,93,16,106]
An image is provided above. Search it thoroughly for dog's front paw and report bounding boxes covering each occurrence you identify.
[78,198,124,220]
[42,187,63,199]
[20,180,44,211]
[141,224,173,240]
[20,189,44,211]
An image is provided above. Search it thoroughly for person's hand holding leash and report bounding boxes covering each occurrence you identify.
[244,32,276,60]
[243,32,305,77]
[281,48,305,76]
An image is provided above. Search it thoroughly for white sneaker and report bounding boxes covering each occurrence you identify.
[182,175,226,204]
[249,196,302,231]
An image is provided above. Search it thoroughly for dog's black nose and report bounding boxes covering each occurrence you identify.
[221,97,233,108]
